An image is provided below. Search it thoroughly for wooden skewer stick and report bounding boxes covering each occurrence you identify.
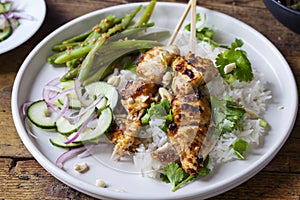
[167,0,192,46]
[190,0,197,53]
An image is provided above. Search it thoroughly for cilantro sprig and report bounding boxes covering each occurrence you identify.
[141,99,173,131]
[210,96,246,136]
[184,13,227,48]
[160,158,210,192]
[215,39,253,84]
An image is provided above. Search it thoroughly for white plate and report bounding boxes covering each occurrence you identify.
[0,0,46,54]
[11,2,298,199]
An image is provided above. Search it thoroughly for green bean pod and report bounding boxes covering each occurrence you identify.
[60,67,80,82]
[135,0,156,28]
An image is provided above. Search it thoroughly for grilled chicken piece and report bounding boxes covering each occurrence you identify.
[120,80,159,118]
[167,92,212,175]
[168,125,210,175]
[111,80,159,158]
[171,92,211,127]
[171,53,218,95]
[136,45,180,83]
[111,119,142,158]
[168,53,216,175]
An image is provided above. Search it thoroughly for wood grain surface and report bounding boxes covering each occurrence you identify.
[0,0,299,199]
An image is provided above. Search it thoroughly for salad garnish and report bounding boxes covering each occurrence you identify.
[210,96,246,136]
[160,157,210,192]
[215,38,253,84]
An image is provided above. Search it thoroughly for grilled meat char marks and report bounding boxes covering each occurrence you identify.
[110,119,142,157]
[111,80,159,157]
[110,45,218,173]
[120,80,159,117]
[168,93,212,175]
[110,45,180,158]
[168,53,217,176]
[171,93,211,128]
[171,53,218,95]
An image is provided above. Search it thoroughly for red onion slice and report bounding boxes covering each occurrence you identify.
[63,94,103,122]
[77,142,110,158]
[24,117,37,139]
[74,78,91,107]
[64,111,97,144]
[20,101,33,117]
[56,146,86,169]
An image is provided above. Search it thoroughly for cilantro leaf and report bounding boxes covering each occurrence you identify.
[164,162,188,188]
[184,13,227,48]
[215,38,253,84]
[141,99,173,131]
[232,139,249,159]
[210,96,246,135]
[161,159,210,192]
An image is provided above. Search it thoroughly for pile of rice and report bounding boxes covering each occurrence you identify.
[107,32,272,178]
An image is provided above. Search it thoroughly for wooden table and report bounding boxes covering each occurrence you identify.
[0,0,299,199]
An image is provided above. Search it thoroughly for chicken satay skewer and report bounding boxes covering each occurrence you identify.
[190,0,197,53]
[167,0,192,46]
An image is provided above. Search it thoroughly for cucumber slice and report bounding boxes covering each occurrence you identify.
[85,82,118,110]
[95,96,108,110]
[68,107,113,142]
[57,81,82,109]
[56,107,95,135]
[0,20,12,42]
[67,128,98,144]
[0,2,13,14]
[27,100,57,129]
[50,135,83,148]
[8,18,19,29]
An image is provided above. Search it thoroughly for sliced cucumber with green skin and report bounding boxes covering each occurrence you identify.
[0,18,12,42]
[68,107,113,143]
[0,2,13,14]
[67,128,99,144]
[57,91,82,109]
[27,100,57,129]
[0,25,12,41]
[57,80,82,109]
[50,135,83,148]
[8,18,19,29]
[56,108,95,135]
[85,81,118,110]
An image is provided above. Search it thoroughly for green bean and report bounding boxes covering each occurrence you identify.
[106,5,142,36]
[51,15,122,65]
[135,0,156,28]
[54,46,92,64]
[78,5,143,82]
[62,15,118,45]
[66,58,82,69]
[62,30,93,44]
[99,15,122,33]
[48,51,66,64]
[83,15,119,45]
[52,42,80,52]
[60,67,80,82]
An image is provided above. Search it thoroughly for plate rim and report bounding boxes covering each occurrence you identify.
[11,2,298,199]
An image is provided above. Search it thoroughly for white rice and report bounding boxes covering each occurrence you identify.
[110,32,272,177]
